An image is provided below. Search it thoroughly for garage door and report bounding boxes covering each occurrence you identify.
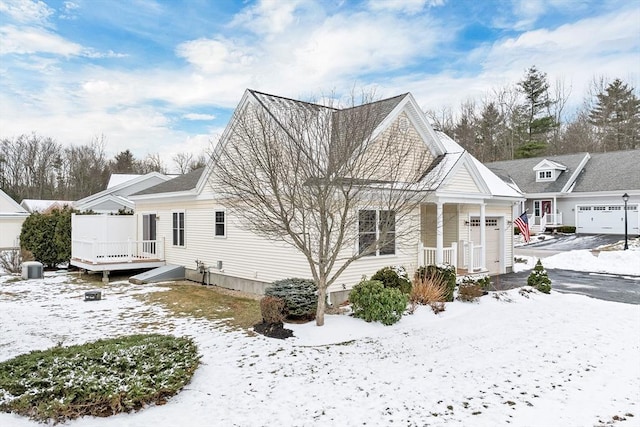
[577,204,639,235]
[470,217,503,275]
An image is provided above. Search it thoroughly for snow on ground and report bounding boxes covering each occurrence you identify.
[1,272,639,427]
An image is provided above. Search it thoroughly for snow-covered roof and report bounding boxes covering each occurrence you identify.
[107,174,141,189]
[20,199,74,213]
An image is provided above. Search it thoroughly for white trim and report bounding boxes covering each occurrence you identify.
[560,153,590,193]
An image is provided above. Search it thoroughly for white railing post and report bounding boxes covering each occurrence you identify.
[418,241,425,266]
[127,238,132,263]
[468,242,474,274]
[436,202,443,264]
[451,242,458,269]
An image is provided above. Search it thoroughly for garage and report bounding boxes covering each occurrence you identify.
[576,204,639,235]
[469,217,504,275]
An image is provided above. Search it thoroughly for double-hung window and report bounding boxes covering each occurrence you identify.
[358,210,396,256]
[214,211,225,237]
[172,212,185,246]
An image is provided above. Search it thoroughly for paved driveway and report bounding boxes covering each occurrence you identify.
[493,234,640,304]
[491,269,640,305]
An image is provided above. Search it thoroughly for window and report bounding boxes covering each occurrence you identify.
[172,212,185,246]
[538,170,552,179]
[358,210,396,256]
[214,211,225,237]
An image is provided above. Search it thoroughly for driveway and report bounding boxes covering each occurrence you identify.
[494,233,640,304]
[490,269,640,305]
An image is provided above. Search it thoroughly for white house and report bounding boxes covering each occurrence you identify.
[0,189,29,250]
[119,90,522,301]
[486,150,640,235]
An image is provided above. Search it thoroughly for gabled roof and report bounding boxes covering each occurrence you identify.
[75,172,172,210]
[0,189,29,215]
[572,149,640,192]
[485,153,589,194]
[20,199,74,213]
[131,168,206,196]
[533,159,567,171]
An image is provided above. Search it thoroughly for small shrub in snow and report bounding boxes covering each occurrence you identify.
[414,265,456,302]
[0,249,32,274]
[265,278,317,320]
[260,296,285,324]
[0,334,199,423]
[410,273,447,314]
[349,279,408,326]
[527,260,552,294]
[371,266,412,294]
[457,283,484,302]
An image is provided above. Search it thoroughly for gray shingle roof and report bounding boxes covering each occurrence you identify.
[132,167,205,196]
[572,149,640,192]
[485,150,640,194]
[485,153,588,193]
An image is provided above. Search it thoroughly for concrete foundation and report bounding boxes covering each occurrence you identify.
[185,268,271,295]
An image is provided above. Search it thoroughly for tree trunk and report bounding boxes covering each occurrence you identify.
[316,283,327,326]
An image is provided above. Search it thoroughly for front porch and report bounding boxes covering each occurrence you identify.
[417,201,511,276]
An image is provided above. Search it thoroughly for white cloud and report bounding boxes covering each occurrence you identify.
[0,25,82,55]
[183,113,216,121]
[59,1,79,20]
[230,0,306,36]
[367,0,444,14]
[176,37,254,73]
[0,0,53,24]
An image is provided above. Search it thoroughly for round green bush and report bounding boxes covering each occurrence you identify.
[349,279,408,326]
[265,278,318,319]
[0,334,199,423]
[371,266,412,294]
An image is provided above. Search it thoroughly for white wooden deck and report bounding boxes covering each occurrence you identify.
[70,239,165,272]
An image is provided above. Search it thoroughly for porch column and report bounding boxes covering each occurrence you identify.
[436,202,444,264]
[553,195,557,224]
[480,202,486,270]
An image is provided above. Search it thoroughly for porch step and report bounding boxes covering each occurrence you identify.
[129,265,185,284]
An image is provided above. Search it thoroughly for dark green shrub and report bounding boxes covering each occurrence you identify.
[514,226,521,235]
[414,265,456,302]
[349,279,408,325]
[371,266,412,294]
[527,259,551,293]
[556,226,576,233]
[20,207,73,268]
[459,275,492,291]
[0,334,199,423]
[260,296,285,324]
[265,278,317,320]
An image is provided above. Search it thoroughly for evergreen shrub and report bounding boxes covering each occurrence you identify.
[371,266,412,294]
[265,278,317,320]
[19,208,73,268]
[527,259,552,293]
[414,265,456,302]
[349,279,408,325]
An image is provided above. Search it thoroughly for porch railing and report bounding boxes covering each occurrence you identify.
[72,238,165,264]
[420,242,457,269]
[542,212,563,226]
[462,241,483,273]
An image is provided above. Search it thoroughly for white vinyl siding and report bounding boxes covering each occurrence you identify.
[442,165,481,193]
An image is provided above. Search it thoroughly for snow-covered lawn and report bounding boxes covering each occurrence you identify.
[1,270,639,427]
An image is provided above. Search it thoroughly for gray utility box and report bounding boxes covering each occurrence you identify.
[84,290,102,301]
[22,261,44,279]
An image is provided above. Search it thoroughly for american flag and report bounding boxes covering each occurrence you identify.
[514,212,530,243]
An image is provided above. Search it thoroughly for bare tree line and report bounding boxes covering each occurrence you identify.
[426,68,639,162]
[0,134,207,203]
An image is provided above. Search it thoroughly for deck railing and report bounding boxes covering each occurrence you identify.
[462,241,483,273]
[420,243,458,269]
[72,238,164,264]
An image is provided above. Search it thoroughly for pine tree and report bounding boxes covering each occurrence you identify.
[516,66,558,158]
[589,78,640,151]
[527,259,551,294]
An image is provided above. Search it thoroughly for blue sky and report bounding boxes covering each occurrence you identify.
[1,0,638,170]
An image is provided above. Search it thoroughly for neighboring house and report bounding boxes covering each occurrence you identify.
[20,199,74,213]
[122,89,522,301]
[0,189,29,250]
[486,150,640,235]
[74,172,174,214]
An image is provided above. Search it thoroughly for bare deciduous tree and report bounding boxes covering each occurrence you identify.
[212,91,441,326]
